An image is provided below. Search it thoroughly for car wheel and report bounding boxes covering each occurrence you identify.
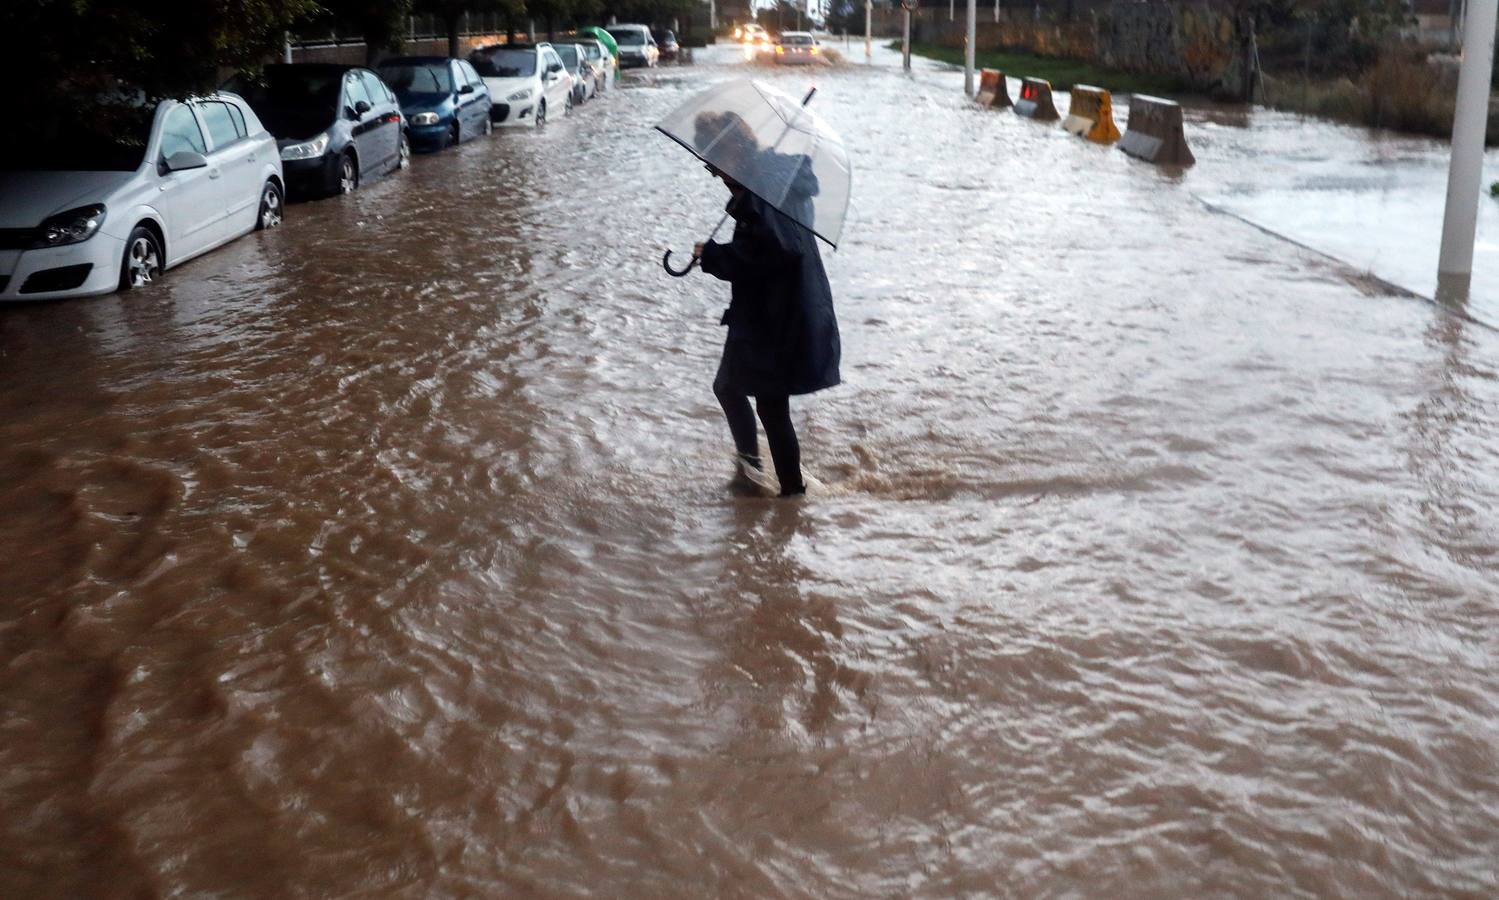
[256,180,283,230]
[447,122,461,148]
[565,92,573,115]
[482,116,493,136]
[119,225,162,291]
[397,133,411,169]
[338,153,358,194]
[535,99,546,127]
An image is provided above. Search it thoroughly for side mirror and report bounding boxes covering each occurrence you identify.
[354,99,372,116]
[459,83,474,94]
[163,149,208,172]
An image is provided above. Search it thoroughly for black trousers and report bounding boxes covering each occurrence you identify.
[713,365,804,496]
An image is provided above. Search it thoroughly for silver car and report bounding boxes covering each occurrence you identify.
[0,94,284,301]
[775,32,824,66]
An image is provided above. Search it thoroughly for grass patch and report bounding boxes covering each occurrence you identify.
[899,41,1191,96]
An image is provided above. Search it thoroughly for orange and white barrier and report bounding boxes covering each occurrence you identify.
[1062,85,1121,144]
[1118,95,1195,166]
[1014,77,1060,121]
[975,69,1012,108]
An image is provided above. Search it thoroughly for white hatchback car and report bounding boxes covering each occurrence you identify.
[0,94,284,301]
[469,42,574,127]
[581,39,616,93]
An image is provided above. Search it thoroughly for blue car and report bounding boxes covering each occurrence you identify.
[376,57,492,151]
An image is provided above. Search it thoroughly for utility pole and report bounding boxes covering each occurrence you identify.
[964,0,976,95]
[1437,0,1498,300]
[865,0,872,61]
[710,0,717,32]
[950,0,955,22]
[283,32,293,63]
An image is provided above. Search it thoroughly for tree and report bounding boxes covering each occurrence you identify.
[1,0,322,125]
[414,0,526,57]
[320,0,415,64]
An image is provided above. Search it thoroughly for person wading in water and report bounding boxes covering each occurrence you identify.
[692,128,840,497]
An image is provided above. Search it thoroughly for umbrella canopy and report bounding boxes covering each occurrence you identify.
[579,26,619,59]
[655,79,851,248]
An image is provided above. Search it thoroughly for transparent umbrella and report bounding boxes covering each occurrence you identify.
[655,78,851,276]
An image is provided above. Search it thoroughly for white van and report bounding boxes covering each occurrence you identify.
[606,24,659,69]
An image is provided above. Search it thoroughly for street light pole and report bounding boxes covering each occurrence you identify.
[1437,0,1498,299]
[865,0,872,62]
[902,5,912,72]
[964,0,976,96]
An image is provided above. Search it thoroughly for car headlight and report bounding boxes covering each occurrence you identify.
[279,132,330,161]
[410,112,440,126]
[507,89,533,102]
[33,204,107,248]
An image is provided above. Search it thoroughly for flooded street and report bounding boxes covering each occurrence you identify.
[4,43,1499,897]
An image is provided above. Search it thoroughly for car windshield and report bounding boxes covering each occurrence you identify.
[471,48,536,78]
[610,29,645,46]
[554,46,579,66]
[379,63,452,96]
[785,34,813,45]
[0,105,154,171]
[227,69,339,113]
[225,68,340,137]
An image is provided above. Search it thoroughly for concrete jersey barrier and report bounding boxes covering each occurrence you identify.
[1014,77,1060,121]
[1062,84,1121,144]
[975,69,1012,108]
[1118,95,1195,166]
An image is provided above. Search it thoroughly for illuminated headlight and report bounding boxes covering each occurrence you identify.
[279,132,330,160]
[410,112,440,126]
[507,89,533,102]
[33,204,106,248]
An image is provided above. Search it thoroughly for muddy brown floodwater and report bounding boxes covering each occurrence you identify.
[3,44,1499,898]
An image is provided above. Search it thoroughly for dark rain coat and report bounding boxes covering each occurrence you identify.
[699,185,840,398]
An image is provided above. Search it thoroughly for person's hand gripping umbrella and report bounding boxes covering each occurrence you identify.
[655,79,852,276]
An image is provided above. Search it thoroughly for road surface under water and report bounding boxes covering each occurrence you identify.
[2,43,1497,898]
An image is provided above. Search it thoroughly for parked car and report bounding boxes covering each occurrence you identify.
[581,39,615,93]
[552,43,595,105]
[652,29,681,62]
[774,31,823,65]
[469,42,574,127]
[0,95,283,301]
[377,56,492,151]
[224,64,408,199]
[606,24,659,68]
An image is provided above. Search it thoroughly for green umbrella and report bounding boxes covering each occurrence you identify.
[579,26,620,82]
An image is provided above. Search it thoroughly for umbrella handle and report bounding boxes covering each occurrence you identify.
[662,249,698,277]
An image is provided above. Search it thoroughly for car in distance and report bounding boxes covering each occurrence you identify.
[225,64,408,199]
[470,42,574,127]
[581,39,615,93]
[606,25,659,68]
[377,56,492,150]
[0,95,284,301]
[652,29,681,62]
[774,31,823,65]
[552,43,595,106]
[735,23,768,44]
